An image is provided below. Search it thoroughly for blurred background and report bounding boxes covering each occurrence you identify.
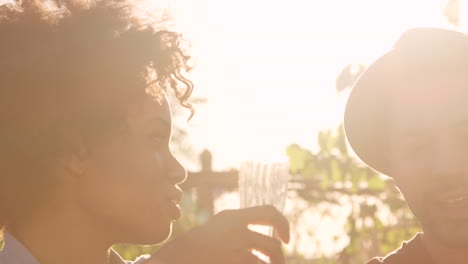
[113,0,465,263]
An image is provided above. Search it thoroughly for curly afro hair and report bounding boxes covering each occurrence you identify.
[0,0,194,228]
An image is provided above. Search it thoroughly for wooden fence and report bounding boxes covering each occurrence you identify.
[180,149,321,215]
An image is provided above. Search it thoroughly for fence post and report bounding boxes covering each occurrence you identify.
[198,149,214,216]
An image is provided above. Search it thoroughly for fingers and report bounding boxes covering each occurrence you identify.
[244,230,285,264]
[228,205,290,243]
[238,251,268,264]
[208,206,289,264]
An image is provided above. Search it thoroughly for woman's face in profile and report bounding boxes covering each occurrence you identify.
[73,95,187,245]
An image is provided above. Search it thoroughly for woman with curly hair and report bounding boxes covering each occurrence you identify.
[0,1,289,264]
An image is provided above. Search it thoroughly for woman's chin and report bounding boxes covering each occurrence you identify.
[117,211,176,245]
[154,225,173,244]
[134,223,173,245]
[117,219,173,245]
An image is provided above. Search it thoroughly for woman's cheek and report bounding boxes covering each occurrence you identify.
[155,151,164,169]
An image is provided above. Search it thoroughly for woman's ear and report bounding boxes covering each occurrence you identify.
[64,153,86,177]
[57,146,88,178]
[53,125,91,178]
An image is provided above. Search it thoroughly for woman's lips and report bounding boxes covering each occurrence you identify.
[164,199,182,220]
[165,186,183,204]
[164,188,183,220]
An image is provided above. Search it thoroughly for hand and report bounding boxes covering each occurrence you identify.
[149,205,290,264]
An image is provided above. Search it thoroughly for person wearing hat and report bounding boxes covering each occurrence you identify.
[345,27,468,264]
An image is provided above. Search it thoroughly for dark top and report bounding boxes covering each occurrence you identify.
[367,233,435,264]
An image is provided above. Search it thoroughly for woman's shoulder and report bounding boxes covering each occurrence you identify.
[0,231,40,264]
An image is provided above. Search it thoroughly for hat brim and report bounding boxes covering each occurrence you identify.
[344,28,468,177]
[344,51,396,176]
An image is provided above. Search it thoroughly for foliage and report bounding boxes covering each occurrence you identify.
[284,62,422,263]
[335,64,366,93]
[285,125,421,264]
[444,0,461,27]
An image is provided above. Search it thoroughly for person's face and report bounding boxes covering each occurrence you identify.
[75,95,187,245]
[389,75,468,247]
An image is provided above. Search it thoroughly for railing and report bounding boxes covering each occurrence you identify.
[180,149,323,215]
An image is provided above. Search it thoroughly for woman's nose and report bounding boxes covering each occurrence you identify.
[168,155,187,185]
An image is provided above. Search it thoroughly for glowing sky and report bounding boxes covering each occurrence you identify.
[0,0,460,171]
[164,0,461,171]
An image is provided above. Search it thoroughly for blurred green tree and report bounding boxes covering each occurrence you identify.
[444,0,461,27]
[284,63,421,263]
[286,129,421,263]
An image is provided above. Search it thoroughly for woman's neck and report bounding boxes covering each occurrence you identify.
[8,205,113,264]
